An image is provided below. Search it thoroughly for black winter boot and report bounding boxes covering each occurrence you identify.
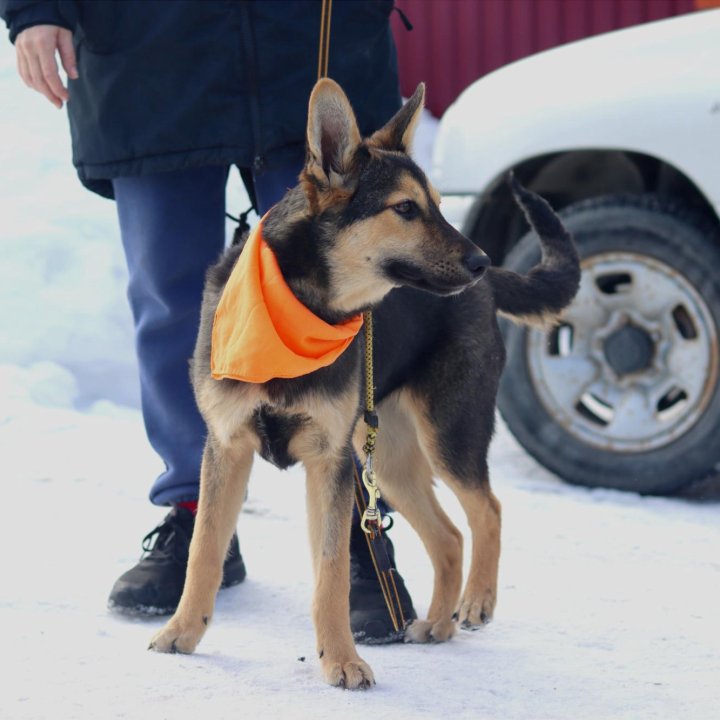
[349,520,416,644]
[107,507,246,616]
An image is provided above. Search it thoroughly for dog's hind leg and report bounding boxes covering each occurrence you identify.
[358,392,464,644]
[444,476,501,628]
[400,390,502,630]
[149,435,253,654]
[304,450,375,689]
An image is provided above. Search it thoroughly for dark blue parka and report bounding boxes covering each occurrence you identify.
[1,0,402,198]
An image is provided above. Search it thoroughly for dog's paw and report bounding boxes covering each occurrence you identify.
[404,617,456,644]
[321,657,375,690]
[457,588,495,629]
[148,614,209,655]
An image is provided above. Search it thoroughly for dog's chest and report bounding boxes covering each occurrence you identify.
[251,404,309,470]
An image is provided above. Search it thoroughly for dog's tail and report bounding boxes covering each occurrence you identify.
[485,175,580,325]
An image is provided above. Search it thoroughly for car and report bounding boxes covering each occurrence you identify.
[431,9,720,495]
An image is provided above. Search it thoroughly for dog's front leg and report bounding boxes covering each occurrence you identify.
[149,437,253,654]
[305,453,375,689]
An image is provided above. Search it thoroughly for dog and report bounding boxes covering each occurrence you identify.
[149,78,580,689]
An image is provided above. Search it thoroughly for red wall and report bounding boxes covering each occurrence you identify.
[391,0,696,118]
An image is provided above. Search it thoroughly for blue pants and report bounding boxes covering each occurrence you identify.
[113,160,302,505]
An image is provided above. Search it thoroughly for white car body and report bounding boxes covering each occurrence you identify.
[433,9,720,230]
[430,9,720,494]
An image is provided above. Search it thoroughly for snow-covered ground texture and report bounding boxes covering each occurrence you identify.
[1,41,718,720]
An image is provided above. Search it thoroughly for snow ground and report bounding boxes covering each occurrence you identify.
[1,40,719,720]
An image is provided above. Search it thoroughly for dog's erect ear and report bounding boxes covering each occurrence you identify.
[368,83,425,154]
[305,78,362,191]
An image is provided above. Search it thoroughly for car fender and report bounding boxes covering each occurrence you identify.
[432,10,720,213]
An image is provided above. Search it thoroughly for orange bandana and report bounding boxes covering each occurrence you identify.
[211,217,364,383]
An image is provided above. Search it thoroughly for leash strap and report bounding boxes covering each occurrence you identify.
[317,0,333,80]
[356,297,408,635]
[360,310,381,532]
[353,462,407,634]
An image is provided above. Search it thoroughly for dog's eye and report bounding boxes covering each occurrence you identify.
[392,200,418,219]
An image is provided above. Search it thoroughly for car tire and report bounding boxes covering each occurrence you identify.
[497,194,720,494]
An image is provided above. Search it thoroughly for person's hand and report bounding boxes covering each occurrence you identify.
[15,24,78,109]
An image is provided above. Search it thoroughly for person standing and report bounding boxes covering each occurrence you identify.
[2,0,415,643]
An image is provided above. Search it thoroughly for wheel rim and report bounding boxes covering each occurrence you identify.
[526,251,719,452]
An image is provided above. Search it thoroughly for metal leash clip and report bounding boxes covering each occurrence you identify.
[360,461,382,533]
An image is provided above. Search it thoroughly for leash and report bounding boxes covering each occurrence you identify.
[356,313,405,635]
[353,461,409,634]
[316,0,405,635]
[360,310,381,532]
[317,0,333,80]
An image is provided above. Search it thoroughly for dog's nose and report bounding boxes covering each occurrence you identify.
[463,251,491,277]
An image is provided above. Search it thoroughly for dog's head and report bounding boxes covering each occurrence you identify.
[270,79,490,317]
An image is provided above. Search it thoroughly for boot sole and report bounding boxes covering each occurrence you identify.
[353,627,407,645]
[108,566,246,618]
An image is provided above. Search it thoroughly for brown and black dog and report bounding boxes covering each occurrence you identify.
[149,79,580,688]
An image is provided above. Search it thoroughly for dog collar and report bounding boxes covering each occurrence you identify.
[211,215,364,383]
